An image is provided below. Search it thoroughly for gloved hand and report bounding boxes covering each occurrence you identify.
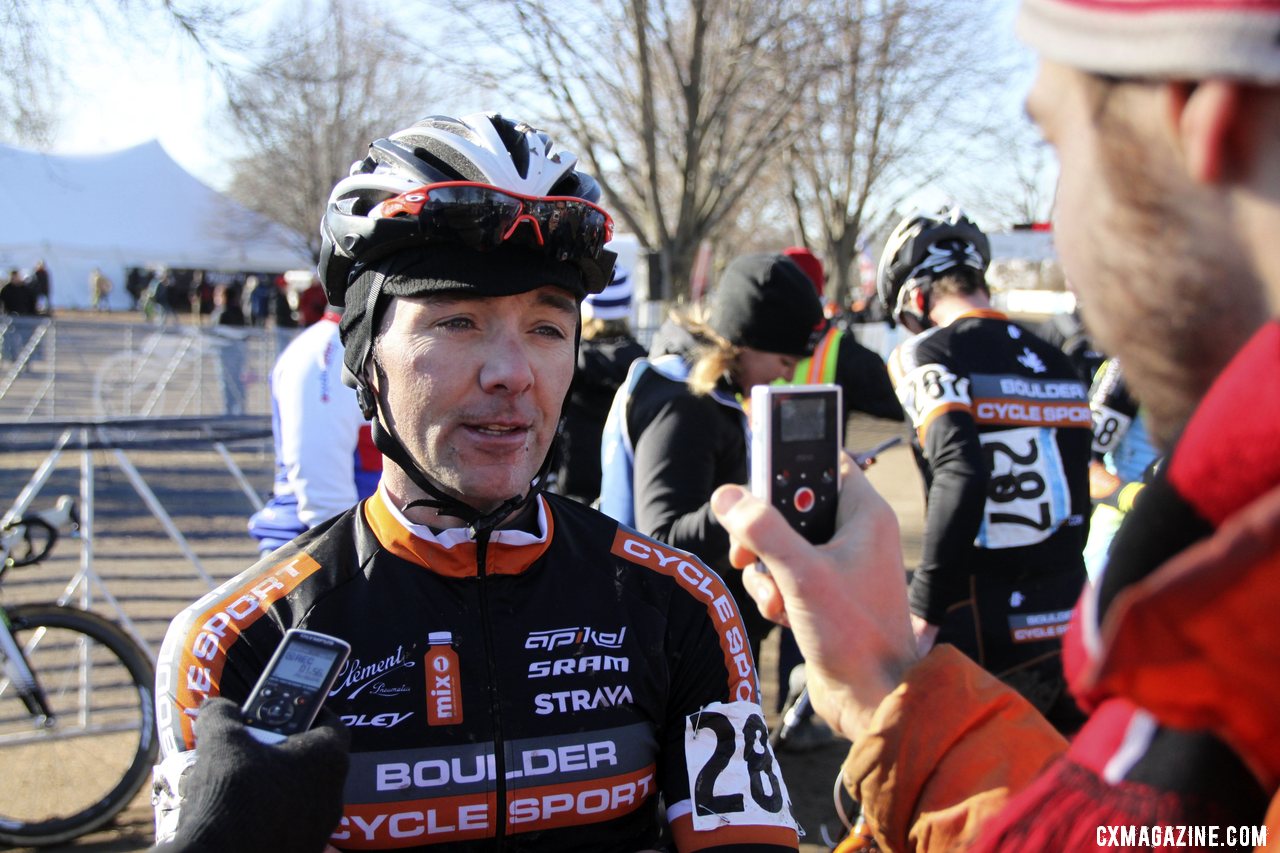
[157,696,351,853]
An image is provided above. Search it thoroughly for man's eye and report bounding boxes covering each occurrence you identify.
[535,324,568,338]
[438,317,474,330]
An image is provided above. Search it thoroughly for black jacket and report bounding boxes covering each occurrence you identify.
[555,333,646,504]
[599,354,774,653]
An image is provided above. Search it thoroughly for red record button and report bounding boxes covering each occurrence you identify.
[794,486,816,513]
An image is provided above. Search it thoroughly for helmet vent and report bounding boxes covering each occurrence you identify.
[415,146,486,184]
[489,115,530,179]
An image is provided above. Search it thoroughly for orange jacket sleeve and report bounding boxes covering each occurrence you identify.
[840,645,1068,852]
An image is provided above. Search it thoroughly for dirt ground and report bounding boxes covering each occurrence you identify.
[0,414,923,853]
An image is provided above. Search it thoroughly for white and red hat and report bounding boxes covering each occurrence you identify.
[1017,0,1280,83]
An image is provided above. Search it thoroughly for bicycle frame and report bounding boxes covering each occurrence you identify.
[0,510,69,730]
[0,608,54,724]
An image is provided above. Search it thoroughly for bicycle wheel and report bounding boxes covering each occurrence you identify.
[0,604,158,846]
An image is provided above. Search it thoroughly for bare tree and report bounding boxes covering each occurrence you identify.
[221,0,437,262]
[0,1,241,146]
[435,0,824,301]
[950,122,1057,228]
[782,0,1014,306]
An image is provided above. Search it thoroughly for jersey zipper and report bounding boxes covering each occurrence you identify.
[474,529,508,847]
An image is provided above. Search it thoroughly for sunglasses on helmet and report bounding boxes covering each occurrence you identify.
[373,181,614,263]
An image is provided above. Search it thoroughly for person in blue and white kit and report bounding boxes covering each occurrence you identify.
[248,307,382,553]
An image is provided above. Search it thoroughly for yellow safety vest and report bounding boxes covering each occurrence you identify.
[790,325,842,385]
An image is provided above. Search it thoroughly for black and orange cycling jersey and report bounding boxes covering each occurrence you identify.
[888,309,1091,725]
[155,488,798,852]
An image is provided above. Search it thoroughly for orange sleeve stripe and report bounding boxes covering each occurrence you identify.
[609,529,759,705]
[669,812,799,851]
[170,553,323,748]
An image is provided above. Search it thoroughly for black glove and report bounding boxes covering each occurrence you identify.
[156,696,351,853]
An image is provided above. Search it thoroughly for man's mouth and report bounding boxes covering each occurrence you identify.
[473,424,524,436]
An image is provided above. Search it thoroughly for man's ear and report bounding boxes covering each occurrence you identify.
[1169,80,1257,185]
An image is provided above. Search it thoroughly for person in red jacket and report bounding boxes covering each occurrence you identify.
[711,0,1280,849]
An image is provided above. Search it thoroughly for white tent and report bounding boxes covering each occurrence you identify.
[0,140,310,309]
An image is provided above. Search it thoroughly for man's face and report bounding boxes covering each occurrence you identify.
[369,287,578,513]
[1026,60,1265,447]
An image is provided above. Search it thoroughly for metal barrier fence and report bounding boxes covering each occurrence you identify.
[0,316,297,421]
[0,416,273,658]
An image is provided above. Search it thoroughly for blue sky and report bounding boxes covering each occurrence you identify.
[45,0,1044,218]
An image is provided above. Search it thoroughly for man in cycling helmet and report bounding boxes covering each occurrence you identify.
[877,207,1092,731]
[154,112,799,852]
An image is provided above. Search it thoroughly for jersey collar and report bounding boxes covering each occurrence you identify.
[952,308,1008,323]
[363,485,553,577]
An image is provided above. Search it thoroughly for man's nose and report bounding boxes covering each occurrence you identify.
[479,333,535,393]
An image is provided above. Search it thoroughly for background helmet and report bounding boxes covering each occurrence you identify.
[876,207,990,325]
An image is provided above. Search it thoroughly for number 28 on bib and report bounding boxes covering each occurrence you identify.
[683,701,798,833]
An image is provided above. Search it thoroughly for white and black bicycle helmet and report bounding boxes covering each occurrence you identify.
[876,207,990,328]
[317,112,617,532]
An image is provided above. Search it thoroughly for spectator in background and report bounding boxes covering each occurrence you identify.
[125,268,150,311]
[210,283,249,416]
[28,260,50,314]
[2,269,38,364]
[2,269,35,316]
[146,268,173,323]
[296,276,328,326]
[166,269,193,318]
[212,283,246,328]
[243,275,271,327]
[89,267,113,311]
[600,252,824,662]
[781,246,904,426]
[273,275,298,329]
[554,263,646,505]
[247,303,380,554]
[191,271,216,323]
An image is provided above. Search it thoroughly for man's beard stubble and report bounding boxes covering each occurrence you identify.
[1081,83,1267,450]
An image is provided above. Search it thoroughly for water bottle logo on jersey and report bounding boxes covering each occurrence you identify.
[425,631,463,726]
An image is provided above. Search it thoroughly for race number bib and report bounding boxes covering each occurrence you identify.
[976,427,1071,549]
[683,701,797,832]
[1091,403,1133,454]
[896,362,971,430]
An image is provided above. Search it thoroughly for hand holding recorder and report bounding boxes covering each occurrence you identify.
[714,450,918,743]
[153,696,351,853]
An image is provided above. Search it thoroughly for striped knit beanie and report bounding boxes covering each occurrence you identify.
[583,265,634,321]
[1016,0,1280,83]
